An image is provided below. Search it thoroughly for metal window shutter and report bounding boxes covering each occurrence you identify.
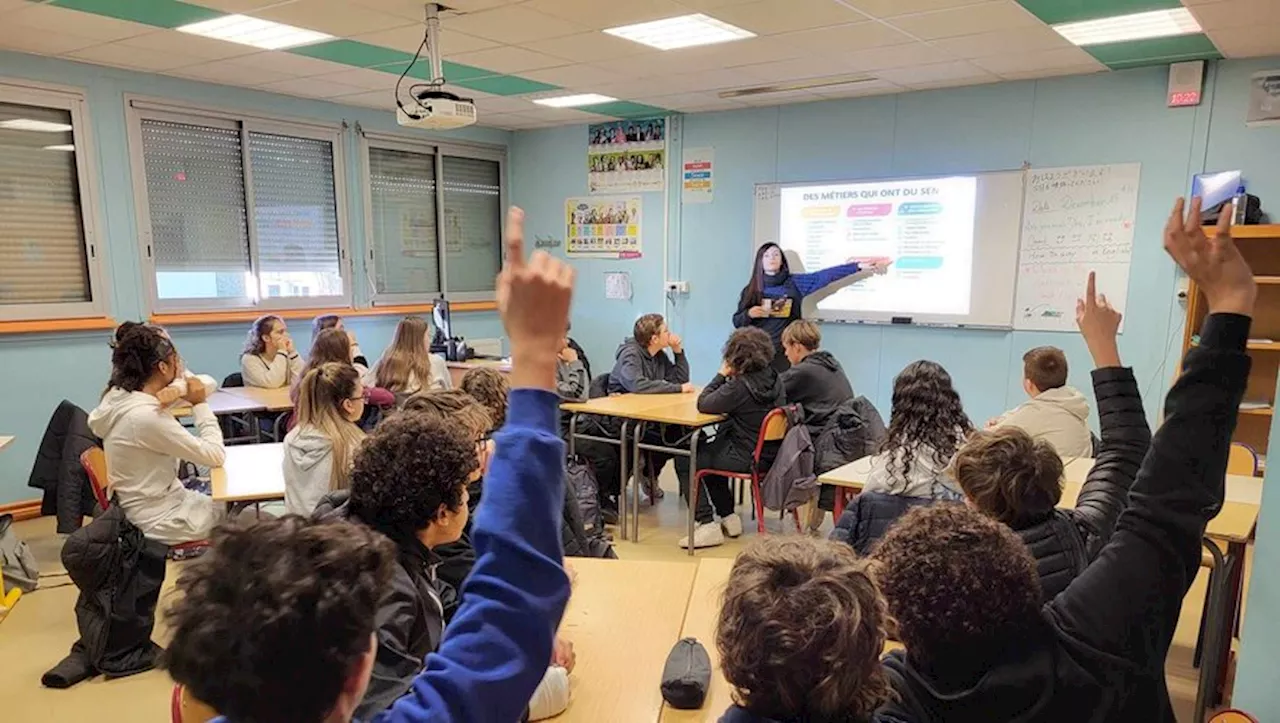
[248,131,341,275]
[441,155,500,294]
[140,119,251,273]
[368,145,439,295]
[0,102,90,305]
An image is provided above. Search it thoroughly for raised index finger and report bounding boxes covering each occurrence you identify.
[1085,270,1097,307]
[504,206,526,269]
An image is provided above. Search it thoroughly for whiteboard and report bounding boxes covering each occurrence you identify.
[752,170,1026,328]
[1013,163,1140,331]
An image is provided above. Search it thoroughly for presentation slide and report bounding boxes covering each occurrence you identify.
[778,176,978,317]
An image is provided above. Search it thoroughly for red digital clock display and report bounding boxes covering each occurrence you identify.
[1168,90,1201,107]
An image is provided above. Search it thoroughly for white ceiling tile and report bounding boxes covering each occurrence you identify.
[521,63,630,89]
[117,30,261,61]
[0,24,101,56]
[997,64,1106,81]
[256,76,369,97]
[633,91,733,110]
[520,31,655,63]
[902,74,1002,91]
[358,0,525,20]
[1189,0,1280,31]
[171,59,297,86]
[812,79,906,98]
[522,106,616,123]
[449,46,572,73]
[886,1,1042,40]
[308,67,401,91]
[734,88,827,106]
[735,57,861,84]
[711,0,868,34]
[350,24,498,55]
[471,95,540,113]
[971,47,1102,75]
[646,67,762,93]
[66,41,198,72]
[674,0,768,9]
[1205,23,1280,58]
[826,41,956,72]
[9,3,155,42]
[774,21,916,55]
[522,0,692,30]
[192,0,294,10]
[648,35,805,71]
[931,24,1072,58]
[847,0,992,18]
[234,52,354,78]
[333,89,396,108]
[252,0,410,36]
[877,61,998,85]
[590,76,689,98]
[442,5,589,44]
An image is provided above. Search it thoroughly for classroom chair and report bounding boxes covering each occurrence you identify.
[79,447,210,559]
[690,405,801,537]
[1227,443,1259,476]
[171,685,218,723]
[1209,710,1260,723]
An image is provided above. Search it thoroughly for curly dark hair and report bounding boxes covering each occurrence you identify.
[871,504,1041,670]
[952,427,1064,528]
[717,537,891,722]
[460,367,509,430]
[401,389,492,440]
[882,360,972,485]
[164,516,394,723]
[106,321,176,394]
[349,411,476,536]
[722,327,774,376]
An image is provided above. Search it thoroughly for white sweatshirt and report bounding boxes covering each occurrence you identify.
[240,351,303,389]
[88,388,226,545]
[283,425,342,517]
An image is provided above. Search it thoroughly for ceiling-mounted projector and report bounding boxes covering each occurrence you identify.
[395,3,477,130]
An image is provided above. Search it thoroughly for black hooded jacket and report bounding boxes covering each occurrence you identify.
[698,368,786,456]
[779,350,855,432]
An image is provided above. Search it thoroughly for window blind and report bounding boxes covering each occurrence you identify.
[140,119,250,273]
[441,155,500,294]
[0,102,90,305]
[368,146,439,295]
[249,131,341,276]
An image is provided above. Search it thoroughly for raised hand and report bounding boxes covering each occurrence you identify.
[498,206,575,391]
[1164,197,1255,316]
[1076,271,1122,368]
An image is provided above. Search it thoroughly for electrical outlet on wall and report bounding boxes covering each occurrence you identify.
[665,280,690,294]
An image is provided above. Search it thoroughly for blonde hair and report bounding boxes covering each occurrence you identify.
[781,319,821,351]
[294,362,366,491]
[374,316,433,394]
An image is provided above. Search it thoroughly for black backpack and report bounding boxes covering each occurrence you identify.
[563,457,616,559]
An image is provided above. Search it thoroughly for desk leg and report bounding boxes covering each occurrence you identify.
[568,414,577,457]
[686,431,700,557]
[632,422,645,544]
[1194,539,1236,723]
[618,420,631,542]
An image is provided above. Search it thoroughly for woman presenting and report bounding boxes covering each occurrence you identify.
[733,243,888,371]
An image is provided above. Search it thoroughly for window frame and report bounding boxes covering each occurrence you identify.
[125,97,354,314]
[359,131,506,306]
[0,78,109,322]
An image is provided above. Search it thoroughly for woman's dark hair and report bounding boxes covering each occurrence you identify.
[106,321,176,394]
[739,243,790,310]
[881,360,972,485]
[312,314,342,342]
[723,327,774,376]
[243,315,283,356]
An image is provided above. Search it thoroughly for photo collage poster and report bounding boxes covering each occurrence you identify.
[587,118,666,193]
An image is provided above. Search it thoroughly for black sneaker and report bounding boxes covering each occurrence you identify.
[601,505,619,526]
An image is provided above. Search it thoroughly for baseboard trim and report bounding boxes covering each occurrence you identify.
[0,499,42,522]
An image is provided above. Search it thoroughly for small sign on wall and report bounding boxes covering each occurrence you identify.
[682,147,714,204]
[1247,69,1280,126]
[1167,60,1204,107]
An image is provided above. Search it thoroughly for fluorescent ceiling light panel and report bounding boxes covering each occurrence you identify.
[1052,8,1201,46]
[0,118,73,132]
[43,144,76,151]
[533,93,617,108]
[176,14,333,50]
[604,13,755,51]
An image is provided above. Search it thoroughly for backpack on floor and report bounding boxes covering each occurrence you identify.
[561,462,617,559]
[566,455,603,533]
[0,513,39,594]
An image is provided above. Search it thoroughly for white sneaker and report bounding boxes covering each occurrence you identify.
[721,512,743,538]
[678,521,726,549]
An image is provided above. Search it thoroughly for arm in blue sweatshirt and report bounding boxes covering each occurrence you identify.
[377,389,569,723]
[792,262,861,297]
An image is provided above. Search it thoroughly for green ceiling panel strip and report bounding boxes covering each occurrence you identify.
[587,101,671,119]
[1085,33,1222,69]
[48,0,221,28]
[455,75,560,96]
[289,39,411,68]
[1014,0,1181,25]
[377,59,500,83]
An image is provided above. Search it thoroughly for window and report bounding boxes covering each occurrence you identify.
[362,135,505,303]
[0,82,105,321]
[128,100,350,312]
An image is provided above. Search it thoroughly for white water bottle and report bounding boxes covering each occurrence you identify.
[1232,185,1248,225]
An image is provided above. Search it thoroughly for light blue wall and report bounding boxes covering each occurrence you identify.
[513,57,1280,702]
[0,50,510,504]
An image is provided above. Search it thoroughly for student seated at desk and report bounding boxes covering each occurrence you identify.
[163,203,575,723]
[715,536,894,723]
[461,367,509,429]
[241,315,303,389]
[89,322,226,545]
[313,314,370,370]
[951,274,1150,602]
[680,327,785,550]
[778,319,854,432]
[988,346,1093,457]
[296,329,395,411]
[870,198,1254,722]
[369,316,452,400]
[283,363,367,517]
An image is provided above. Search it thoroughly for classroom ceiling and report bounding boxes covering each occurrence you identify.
[0,0,1276,130]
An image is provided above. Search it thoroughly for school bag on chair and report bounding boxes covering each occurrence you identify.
[760,406,818,513]
[814,396,887,511]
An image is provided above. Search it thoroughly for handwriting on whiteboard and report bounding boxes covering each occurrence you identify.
[1013,163,1141,332]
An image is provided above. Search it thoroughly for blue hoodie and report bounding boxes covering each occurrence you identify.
[213,388,570,723]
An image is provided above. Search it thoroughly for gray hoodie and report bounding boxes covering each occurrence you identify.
[283,425,340,517]
[607,337,689,395]
[993,386,1093,457]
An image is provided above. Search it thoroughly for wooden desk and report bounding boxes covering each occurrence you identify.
[559,558,698,723]
[223,386,294,412]
[447,359,511,387]
[169,391,267,418]
[0,436,12,452]
[211,443,285,503]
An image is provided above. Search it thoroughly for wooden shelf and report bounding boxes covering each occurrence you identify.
[1256,276,1280,284]
[1248,342,1280,351]
[1204,224,1280,239]
[1239,406,1275,417]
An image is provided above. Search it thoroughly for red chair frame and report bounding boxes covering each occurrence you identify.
[691,405,799,536]
[80,447,210,558]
